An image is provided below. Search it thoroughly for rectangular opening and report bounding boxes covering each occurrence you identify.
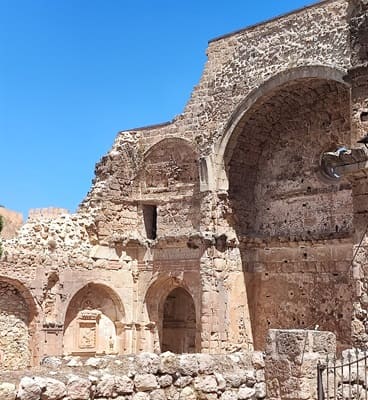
[143,205,157,240]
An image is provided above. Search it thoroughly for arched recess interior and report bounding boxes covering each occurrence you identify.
[144,276,200,353]
[217,66,354,350]
[63,283,125,356]
[141,137,200,193]
[215,66,350,191]
[162,287,196,353]
[0,276,38,369]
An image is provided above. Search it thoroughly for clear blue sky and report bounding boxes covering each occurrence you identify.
[1,0,317,219]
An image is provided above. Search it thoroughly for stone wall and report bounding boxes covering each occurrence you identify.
[2,0,368,365]
[0,281,30,370]
[0,351,265,400]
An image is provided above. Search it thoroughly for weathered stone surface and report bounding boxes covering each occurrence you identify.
[178,355,199,376]
[66,357,83,367]
[85,357,107,369]
[66,375,91,400]
[178,386,196,400]
[159,352,178,375]
[133,393,150,400]
[17,377,42,400]
[40,357,62,369]
[0,382,16,400]
[197,354,215,374]
[150,388,167,400]
[164,385,179,400]
[134,374,159,392]
[158,375,173,388]
[220,390,238,400]
[193,375,218,393]
[238,387,256,400]
[137,352,160,374]
[115,375,135,394]
[254,382,266,399]
[251,352,265,370]
[223,373,242,388]
[95,375,115,398]
[173,376,193,388]
[214,372,226,391]
[35,377,66,400]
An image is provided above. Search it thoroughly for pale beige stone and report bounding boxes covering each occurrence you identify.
[220,390,237,400]
[0,382,16,400]
[66,375,91,400]
[178,386,196,400]
[158,375,173,388]
[173,376,193,388]
[178,355,199,376]
[150,388,167,400]
[115,375,134,394]
[159,352,178,374]
[95,375,115,398]
[194,375,218,393]
[238,387,256,400]
[17,377,42,400]
[137,352,160,374]
[134,374,159,392]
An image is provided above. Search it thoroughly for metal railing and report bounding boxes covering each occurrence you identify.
[317,349,368,400]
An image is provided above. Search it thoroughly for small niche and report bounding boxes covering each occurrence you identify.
[143,205,157,240]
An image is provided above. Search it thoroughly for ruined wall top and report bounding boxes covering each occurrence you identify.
[28,208,70,220]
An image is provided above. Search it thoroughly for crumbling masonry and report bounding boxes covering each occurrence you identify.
[1,0,368,379]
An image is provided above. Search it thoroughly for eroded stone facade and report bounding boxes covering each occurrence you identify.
[1,0,368,378]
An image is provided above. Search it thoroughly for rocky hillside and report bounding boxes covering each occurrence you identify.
[0,207,23,239]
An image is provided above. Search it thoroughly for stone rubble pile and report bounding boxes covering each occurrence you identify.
[0,351,265,400]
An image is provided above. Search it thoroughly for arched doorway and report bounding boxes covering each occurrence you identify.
[144,276,201,353]
[0,279,37,369]
[63,283,125,356]
[162,287,196,353]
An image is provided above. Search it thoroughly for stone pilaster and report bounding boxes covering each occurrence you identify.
[265,329,336,400]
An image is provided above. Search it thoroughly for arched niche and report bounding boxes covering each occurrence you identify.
[225,76,352,240]
[162,287,196,353]
[0,277,38,369]
[218,67,353,350]
[214,65,349,191]
[141,138,199,194]
[144,276,200,353]
[63,283,125,356]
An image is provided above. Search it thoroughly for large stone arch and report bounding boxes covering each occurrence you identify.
[216,65,355,350]
[143,275,201,353]
[0,276,38,369]
[63,282,125,356]
[213,65,350,191]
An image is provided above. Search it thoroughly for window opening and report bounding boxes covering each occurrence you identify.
[143,205,157,240]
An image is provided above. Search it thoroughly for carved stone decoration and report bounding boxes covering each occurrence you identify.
[142,139,199,193]
[63,284,124,356]
[75,310,101,354]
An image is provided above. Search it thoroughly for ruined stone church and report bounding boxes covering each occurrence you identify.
[1,0,368,372]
